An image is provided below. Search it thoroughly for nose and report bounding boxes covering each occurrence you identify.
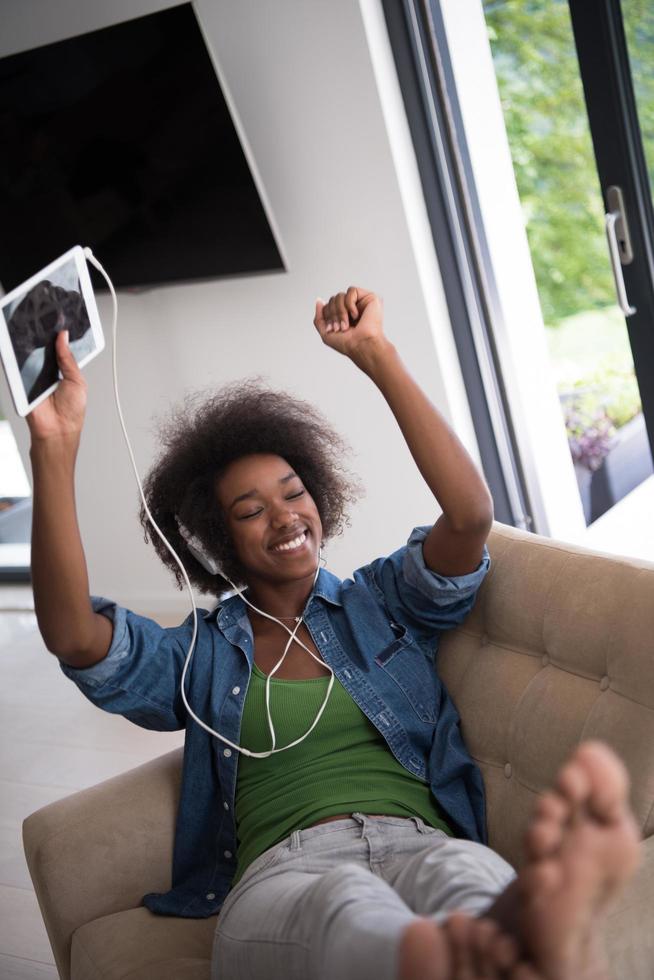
[270,504,300,528]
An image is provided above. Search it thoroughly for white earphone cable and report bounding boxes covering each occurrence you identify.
[83,246,334,758]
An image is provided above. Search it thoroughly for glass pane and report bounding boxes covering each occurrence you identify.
[621,0,654,203]
[482,0,652,529]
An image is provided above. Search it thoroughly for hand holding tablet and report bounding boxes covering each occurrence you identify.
[25,330,89,443]
[0,245,105,418]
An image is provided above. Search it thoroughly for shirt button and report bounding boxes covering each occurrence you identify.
[223,748,232,758]
[223,801,229,810]
[206,892,216,900]
[232,686,241,695]
[224,850,232,859]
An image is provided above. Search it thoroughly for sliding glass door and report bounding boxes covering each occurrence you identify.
[567,0,654,523]
[483,0,654,528]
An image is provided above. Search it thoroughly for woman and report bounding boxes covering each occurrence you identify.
[28,288,640,980]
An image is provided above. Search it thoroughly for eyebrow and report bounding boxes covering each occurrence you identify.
[229,471,299,510]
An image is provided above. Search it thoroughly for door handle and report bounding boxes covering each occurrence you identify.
[604,185,636,316]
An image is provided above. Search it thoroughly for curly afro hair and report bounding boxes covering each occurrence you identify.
[139,378,364,597]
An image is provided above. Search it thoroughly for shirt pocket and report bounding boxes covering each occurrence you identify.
[374,622,438,724]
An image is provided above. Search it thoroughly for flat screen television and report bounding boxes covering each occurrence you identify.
[0,3,284,293]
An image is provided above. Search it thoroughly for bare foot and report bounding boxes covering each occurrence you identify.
[398,741,640,980]
[515,740,641,979]
[398,911,519,979]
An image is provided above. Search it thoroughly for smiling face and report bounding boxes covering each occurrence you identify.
[215,453,323,588]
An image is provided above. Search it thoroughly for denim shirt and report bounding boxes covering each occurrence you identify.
[60,526,490,918]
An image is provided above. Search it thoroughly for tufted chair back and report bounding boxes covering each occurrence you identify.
[438,521,654,871]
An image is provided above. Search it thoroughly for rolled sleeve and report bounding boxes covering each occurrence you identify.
[58,595,189,731]
[403,526,490,607]
[58,596,131,689]
[364,525,490,636]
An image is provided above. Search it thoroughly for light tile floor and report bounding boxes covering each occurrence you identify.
[0,598,184,978]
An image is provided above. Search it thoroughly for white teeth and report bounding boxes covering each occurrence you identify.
[272,531,307,553]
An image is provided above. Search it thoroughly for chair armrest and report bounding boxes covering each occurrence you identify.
[606,832,654,980]
[23,747,183,980]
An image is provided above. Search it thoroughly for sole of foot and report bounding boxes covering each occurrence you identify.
[517,740,641,980]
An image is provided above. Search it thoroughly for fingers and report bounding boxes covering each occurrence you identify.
[345,286,359,322]
[327,292,347,332]
[314,298,337,340]
[55,330,85,384]
[314,298,327,329]
[315,288,360,333]
[315,295,339,335]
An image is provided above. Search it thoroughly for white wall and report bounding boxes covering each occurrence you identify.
[1,0,481,616]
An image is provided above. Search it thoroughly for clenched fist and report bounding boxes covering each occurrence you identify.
[313,287,389,369]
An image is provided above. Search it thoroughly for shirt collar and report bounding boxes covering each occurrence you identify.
[203,566,343,628]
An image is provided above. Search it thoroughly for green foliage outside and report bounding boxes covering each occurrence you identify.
[483,0,654,326]
[482,0,653,447]
[484,0,611,324]
[623,0,654,203]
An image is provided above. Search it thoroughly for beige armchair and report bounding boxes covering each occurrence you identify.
[23,522,654,979]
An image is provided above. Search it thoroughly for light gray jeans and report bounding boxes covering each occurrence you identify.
[211,813,516,980]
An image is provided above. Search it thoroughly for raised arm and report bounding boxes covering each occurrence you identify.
[27,330,113,666]
[314,288,493,576]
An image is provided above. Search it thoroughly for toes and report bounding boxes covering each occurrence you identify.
[524,816,564,860]
[398,917,452,980]
[534,790,569,825]
[444,912,479,979]
[446,914,519,979]
[468,917,501,977]
[525,791,570,860]
[488,930,520,971]
[574,741,630,823]
[556,742,630,825]
[556,757,591,808]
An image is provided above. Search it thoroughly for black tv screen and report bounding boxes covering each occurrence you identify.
[0,3,284,293]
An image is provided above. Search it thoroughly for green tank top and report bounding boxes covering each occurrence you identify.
[232,663,453,886]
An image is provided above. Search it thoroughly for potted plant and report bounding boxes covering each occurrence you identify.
[561,364,653,523]
[562,394,616,522]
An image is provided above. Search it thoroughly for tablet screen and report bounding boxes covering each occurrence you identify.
[1,254,99,406]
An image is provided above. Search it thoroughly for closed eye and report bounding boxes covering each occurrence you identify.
[238,489,305,520]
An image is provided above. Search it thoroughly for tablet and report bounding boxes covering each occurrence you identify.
[0,245,105,417]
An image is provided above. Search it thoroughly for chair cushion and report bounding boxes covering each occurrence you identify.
[71,907,216,980]
[438,524,654,870]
